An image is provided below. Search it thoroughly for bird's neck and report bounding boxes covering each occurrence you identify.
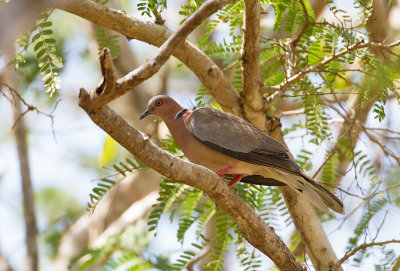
[163,108,193,147]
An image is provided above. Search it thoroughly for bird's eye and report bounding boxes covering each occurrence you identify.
[156,100,163,106]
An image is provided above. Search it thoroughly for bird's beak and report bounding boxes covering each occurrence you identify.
[139,109,151,120]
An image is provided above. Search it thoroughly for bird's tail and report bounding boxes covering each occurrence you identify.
[299,173,345,214]
[265,168,345,214]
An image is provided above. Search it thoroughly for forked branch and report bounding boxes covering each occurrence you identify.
[78,0,236,111]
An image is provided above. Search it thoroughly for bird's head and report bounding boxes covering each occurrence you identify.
[140,95,183,120]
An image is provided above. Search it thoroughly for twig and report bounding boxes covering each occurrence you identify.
[360,124,400,165]
[335,239,400,267]
[291,0,310,48]
[263,39,400,108]
[366,127,400,136]
[187,245,211,271]
[327,99,400,166]
[282,92,362,97]
[278,107,305,116]
[151,9,165,25]
[0,80,59,139]
[312,150,337,179]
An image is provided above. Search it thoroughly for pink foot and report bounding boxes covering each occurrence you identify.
[216,165,235,176]
[229,174,243,186]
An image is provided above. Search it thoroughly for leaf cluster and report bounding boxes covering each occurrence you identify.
[17,11,64,96]
[87,157,145,214]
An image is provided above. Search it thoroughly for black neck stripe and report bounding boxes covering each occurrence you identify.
[175,109,188,120]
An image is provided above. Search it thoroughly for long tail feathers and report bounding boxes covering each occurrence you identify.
[300,173,345,214]
[266,169,345,214]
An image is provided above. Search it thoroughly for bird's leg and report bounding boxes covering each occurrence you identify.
[228,174,243,186]
[216,165,235,176]
[215,166,242,186]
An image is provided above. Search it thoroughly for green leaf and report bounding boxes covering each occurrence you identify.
[34,40,44,52]
[50,54,63,68]
[44,38,56,44]
[39,21,52,28]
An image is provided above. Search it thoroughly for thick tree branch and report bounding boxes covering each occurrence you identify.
[392,255,400,271]
[78,88,305,270]
[281,186,343,271]
[82,0,235,111]
[241,0,265,129]
[55,0,241,115]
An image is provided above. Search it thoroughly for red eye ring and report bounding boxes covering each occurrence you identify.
[156,100,163,106]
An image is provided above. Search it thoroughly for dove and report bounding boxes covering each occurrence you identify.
[140,95,344,214]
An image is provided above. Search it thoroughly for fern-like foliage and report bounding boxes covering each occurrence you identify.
[138,0,167,20]
[87,157,145,214]
[31,13,63,96]
[94,0,120,59]
[70,220,165,271]
[171,235,209,270]
[203,210,233,271]
[236,242,262,271]
[302,89,331,144]
[179,0,202,24]
[321,152,340,185]
[95,26,120,59]
[13,34,29,68]
[296,149,313,172]
[176,189,203,242]
[370,60,396,122]
[346,197,388,267]
[102,251,154,271]
[148,178,190,233]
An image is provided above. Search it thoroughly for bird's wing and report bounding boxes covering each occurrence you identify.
[189,108,345,214]
[188,108,302,175]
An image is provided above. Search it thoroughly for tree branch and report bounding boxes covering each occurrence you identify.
[7,79,38,271]
[291,0,311,48]
[78,88,305,270]
[0,80,58,132]
[263,39,400,108]
[336,239,400,268]
[392,255,400,271]
[84,0,236,110]
[360,124,400,165]
[55,0,241,115]
[241,0,265,129]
